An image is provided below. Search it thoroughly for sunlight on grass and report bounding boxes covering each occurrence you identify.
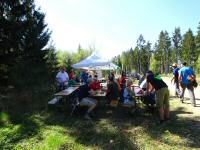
[44,132,70,149]
[0,124,22,149]
[14,126,85,150]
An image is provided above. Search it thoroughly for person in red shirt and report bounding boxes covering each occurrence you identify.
[119,71,127,89]
[89,77,102,91]
[69,69,75,80]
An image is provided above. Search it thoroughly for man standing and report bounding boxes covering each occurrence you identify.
[146,71,169,124]
[56,67,69,90]
[178,62,196,107]
[171,63,181,97]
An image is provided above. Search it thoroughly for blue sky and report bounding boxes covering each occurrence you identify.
[35,0,200,59]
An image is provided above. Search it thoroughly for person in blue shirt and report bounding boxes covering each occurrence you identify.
[80,70,88,83]
[123,78,135,106]
[178,62,196,107]
[171,63,181,97]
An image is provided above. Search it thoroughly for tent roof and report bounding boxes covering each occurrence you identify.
[72,53,118,70]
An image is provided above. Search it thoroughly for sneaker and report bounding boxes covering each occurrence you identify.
[176,94,181,98]
[84,114,92,120]
[179,97,184,103]
[192,104,196,107]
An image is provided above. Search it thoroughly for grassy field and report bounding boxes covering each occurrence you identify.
[1,77,200,150]
[1,99,200,150]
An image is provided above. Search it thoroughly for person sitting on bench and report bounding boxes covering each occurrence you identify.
[78,78,98,120]
[139,77,156,106]
[106,75,120,104]
[123,79,136,107]
[89,76,102,91]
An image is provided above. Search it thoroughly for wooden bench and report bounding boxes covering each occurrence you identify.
[48,97,62,105]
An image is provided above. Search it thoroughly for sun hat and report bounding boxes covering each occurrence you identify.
[172,63,178,67]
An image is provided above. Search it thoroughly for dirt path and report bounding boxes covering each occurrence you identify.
[163,77,200,98]
[163,77,200,115]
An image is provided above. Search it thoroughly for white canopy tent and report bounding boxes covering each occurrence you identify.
[72,53,119,70]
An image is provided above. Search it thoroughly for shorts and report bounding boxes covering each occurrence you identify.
[155,87,169,108]
[79,97,97,107]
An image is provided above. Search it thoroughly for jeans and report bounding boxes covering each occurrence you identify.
[180,82,195,105]
[174,81,181,96]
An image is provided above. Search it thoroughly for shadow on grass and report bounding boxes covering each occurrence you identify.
[42,98,200,149]
[141,106,200,149]
[0,112,41,149]
[44,110,138,150]
[46,102,141,150]
[182,99,200,107]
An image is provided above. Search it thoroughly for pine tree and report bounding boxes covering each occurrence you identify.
[195,23,200,60]
[0,0,54,89]
[172,27,182,62]
[154,31,171,74]
[182,29,196,66]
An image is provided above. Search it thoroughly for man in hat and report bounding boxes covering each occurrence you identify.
[178,62,196,107]
[171,63,181,97]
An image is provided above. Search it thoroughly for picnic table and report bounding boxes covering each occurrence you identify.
[100,82,107,87]
[54,87,79,96]
[132,85,144,97]
[131,85,145,107]
[91,90,106,97]
[48,87,79,105]
[131,85,156,108]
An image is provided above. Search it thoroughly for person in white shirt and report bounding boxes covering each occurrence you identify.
[139,79,147,91]
[56,67,69,90]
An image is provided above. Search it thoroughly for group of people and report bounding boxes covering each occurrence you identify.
[93,71,169,124]
[171,62,196,107]
[77,69,164,123]
[55,67,80,90]
[55,62,196,123]
[55,67,169,123]
[55,67,103,120]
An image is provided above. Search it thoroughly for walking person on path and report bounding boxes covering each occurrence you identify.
[178,62,196,107]
[171,63,181,97]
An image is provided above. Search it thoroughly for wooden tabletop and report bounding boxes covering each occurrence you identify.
[132,86,144,97]
[54,87,79,96]
[91,90,106,97]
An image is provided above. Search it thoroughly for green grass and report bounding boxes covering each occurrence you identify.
[1,98,200,150]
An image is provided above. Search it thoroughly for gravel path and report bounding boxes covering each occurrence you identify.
[163,77,200,114]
